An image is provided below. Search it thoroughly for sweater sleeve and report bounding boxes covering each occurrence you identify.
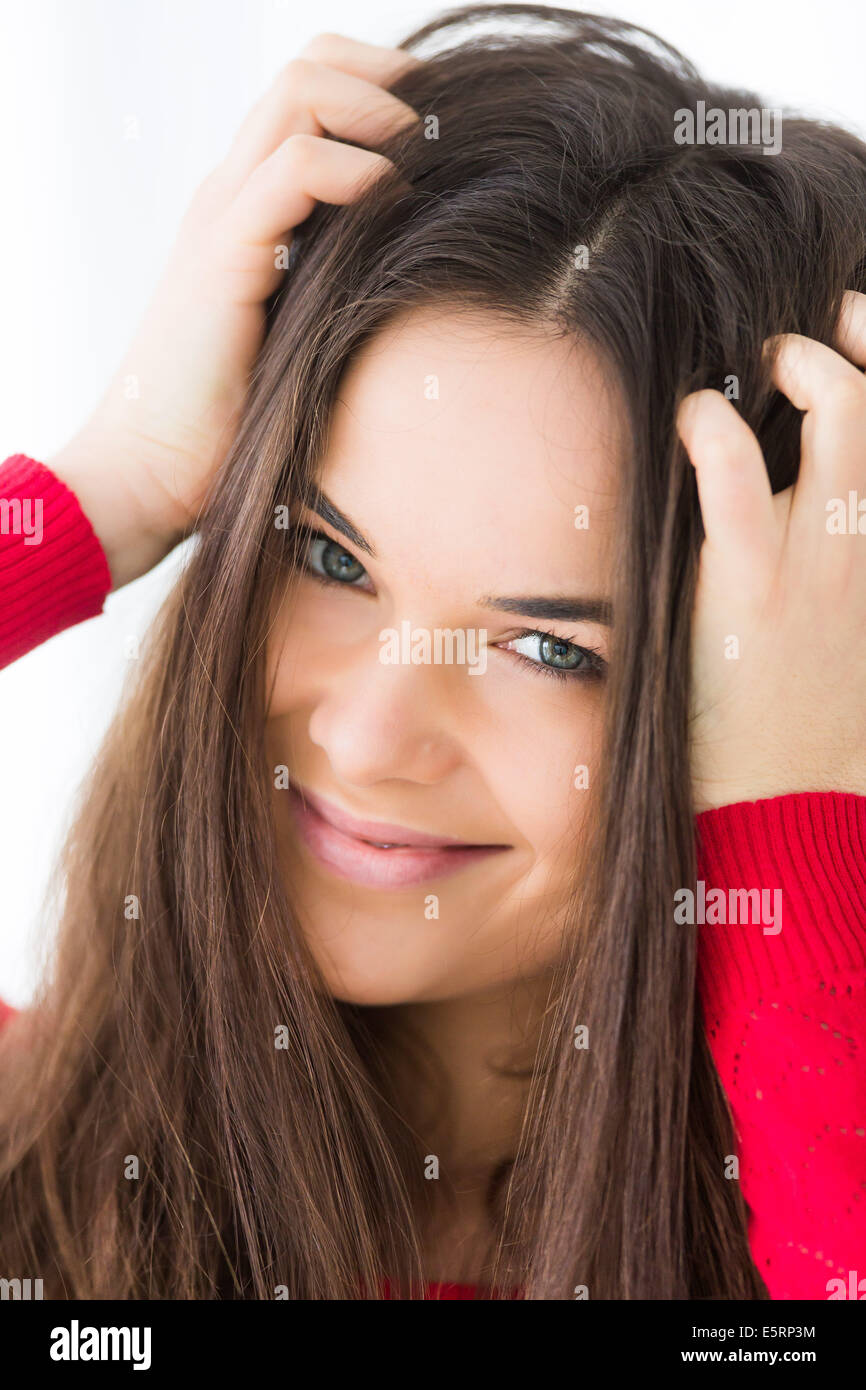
[0,452,112,669]
[695,792,866,1300]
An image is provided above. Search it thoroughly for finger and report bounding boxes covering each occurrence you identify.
[218,42,420,193]
[215,134,395,299]
[766,331,866,496]
[767,331,866,410]
[832,289,866,369]
[677,389,776,578]
[299,31,423,83]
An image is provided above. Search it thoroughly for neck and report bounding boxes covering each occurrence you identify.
[381,971,553,1285]
[396,974,551,1170]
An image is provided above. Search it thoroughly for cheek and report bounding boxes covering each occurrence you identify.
[265,610,300,711]
[498,690,605,883]
[264,586,347,709]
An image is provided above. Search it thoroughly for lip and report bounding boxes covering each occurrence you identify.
[286,782,511,890]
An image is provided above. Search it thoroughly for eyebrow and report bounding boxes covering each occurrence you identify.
[308,489,375,556]
[304,490,613,627]
[477,594,613,625]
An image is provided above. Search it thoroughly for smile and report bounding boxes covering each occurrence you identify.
[286,783,511,890]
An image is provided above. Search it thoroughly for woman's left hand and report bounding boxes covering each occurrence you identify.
[677,289,866,813]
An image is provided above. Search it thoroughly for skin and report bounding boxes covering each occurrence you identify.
[39,32,866,1281]
[682,307,866,814]
[264,307,621,1005]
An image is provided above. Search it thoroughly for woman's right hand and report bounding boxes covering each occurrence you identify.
[48,33,420,589]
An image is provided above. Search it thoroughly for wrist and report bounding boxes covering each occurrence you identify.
[46,429,183,591]
[693,767,866,815]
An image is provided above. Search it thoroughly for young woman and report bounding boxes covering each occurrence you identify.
[1,5,865,1300]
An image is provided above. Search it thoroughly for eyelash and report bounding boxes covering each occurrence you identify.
[506,637,607,684]
[298,528,607,684]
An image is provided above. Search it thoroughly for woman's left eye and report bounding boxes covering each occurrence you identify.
[301,532,374,591]
[500,631,607,682]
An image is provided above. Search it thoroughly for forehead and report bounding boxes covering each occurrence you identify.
[316,305,625,592]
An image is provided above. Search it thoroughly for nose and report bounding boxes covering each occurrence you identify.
[307,656,463,787]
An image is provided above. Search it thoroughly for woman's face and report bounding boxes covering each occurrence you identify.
[265,306,624,1004]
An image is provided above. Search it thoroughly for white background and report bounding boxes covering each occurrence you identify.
[1,0,865,1005]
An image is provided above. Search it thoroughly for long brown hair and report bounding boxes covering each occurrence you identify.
[3,4,866,1298]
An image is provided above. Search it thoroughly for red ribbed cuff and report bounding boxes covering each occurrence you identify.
[0,453,112,669]
[695,792,866,1019]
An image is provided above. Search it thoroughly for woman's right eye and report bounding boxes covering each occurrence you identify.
[302,531,374,592]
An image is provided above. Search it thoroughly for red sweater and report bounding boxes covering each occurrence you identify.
[1,451,865,1301]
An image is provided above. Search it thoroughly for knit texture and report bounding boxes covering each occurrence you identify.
[0,453,111,668]
[695,793,866,1299]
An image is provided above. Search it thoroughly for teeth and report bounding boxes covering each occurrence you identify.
[370,841,404,849]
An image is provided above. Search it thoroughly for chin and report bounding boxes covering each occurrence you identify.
[309,947,470,1007]
[316,966,442,1007]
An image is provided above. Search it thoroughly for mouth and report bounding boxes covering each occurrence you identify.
[285,782,511,890]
